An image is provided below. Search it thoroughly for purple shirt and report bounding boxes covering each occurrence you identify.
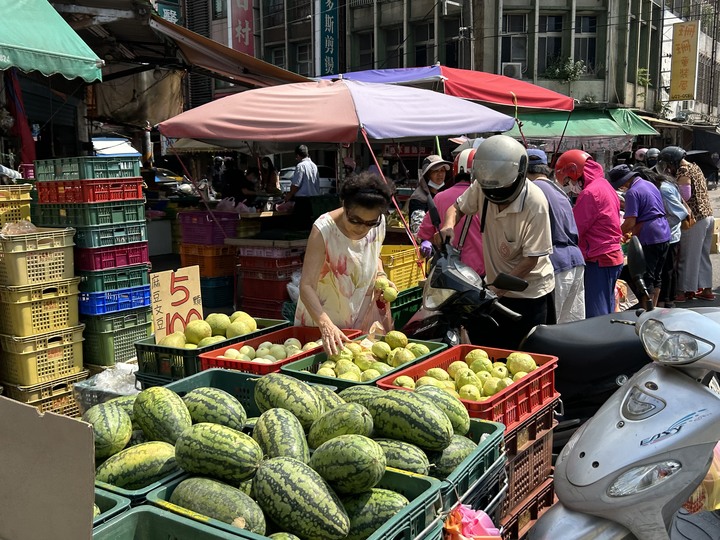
[533,179,585,274]
[623,178,672,246]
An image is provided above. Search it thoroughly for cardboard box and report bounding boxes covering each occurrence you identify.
[0,397,94,540]
[712,232,719,255]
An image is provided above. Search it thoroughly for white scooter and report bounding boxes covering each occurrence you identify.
[529,238,720,539]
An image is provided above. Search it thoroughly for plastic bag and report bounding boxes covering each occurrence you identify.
[683,442,720,513]
[444,505,501,539]
[287,269,302,303]
[215,197,236,212]
[1,220,38,235]
[276,200,295,213]
[235,200,254,214]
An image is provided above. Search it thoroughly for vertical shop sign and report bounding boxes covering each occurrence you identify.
[151,266,203,342]
[232,0,255,56]
[669,20,699,101]
[320,0,339,75]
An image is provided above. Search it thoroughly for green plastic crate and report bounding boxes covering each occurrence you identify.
[135,318,290,379]
[147,468,442,540]
[79,264,150,293]
[83,320,152,365]
[34,156,140,181]
[459,454,509,525]
[94,487,131,528]
[74,223,147,249]
[95,470,185,506]
[162,369,261,416]
[392,285,422,330]
[280,335,447,390]
[82,307,152,333]
[34,200,146,228]
[92,506,242,539]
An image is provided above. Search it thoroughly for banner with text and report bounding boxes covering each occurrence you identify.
[231,0,255,56]
[151,266,203,342]
[669,20,699,101]
[320,0,339,76]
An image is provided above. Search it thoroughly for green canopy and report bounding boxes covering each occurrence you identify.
[505,109,658,138]
[0,0,103,82]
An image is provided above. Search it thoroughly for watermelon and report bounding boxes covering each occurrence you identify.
[133,387,192,445]
[337,385,383,407]
[245,417,258,430]
[95,441,178,490]
[82,402,132,459]
[342,488,410,540]
[415,385,471,436]
[127,429,146,448]
[254,373,323,430]
[253,457,350,540]
[314,385,345,412]
[169,477,266,534]
[308,403,374,449]
[106,394,137,422]
[182,387,247,430]
[374,439,430,475]
[309,435,386,494]
[426,434,477,479]
[238,478,253,497]
[175,423,262,483]
[364,390,453,451]
[269,534,301,540]
[252,408,310,463]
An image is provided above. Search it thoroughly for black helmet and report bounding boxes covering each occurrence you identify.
[645,148,660,168]
[472,135,528,205]
[658,146,686,174]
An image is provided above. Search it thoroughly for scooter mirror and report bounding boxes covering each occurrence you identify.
[489,273,528,292]
[626,236,646,279]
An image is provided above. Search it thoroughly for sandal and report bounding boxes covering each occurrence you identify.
[697,290,716,301]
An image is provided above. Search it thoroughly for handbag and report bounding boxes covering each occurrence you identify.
[680,199,696,230]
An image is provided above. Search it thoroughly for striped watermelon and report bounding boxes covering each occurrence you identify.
[182,387,247,431]
[308,403,374,449]
[175,423,262,483]
[253,457,350,540]
[364,390,453,451]
[245,417,258,430]
[127,429,146,448]
[95,441,178,490]
[314,385,345,412]
[106,394,137,419]
[252,408,310,463]
[238,478,253,497]
[82,402,132,459]
[133,387,192,445]
[373,439,430,475]
[309,435,386,494]
[269,534,301,540]
[415,385,471,436]
[426,434,477,479]
[169,477,266,534]
[342,488,410,540]
[254,373,323,430]
[337,386,383,407]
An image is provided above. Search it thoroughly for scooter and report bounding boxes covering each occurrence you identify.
[529,238,720,540]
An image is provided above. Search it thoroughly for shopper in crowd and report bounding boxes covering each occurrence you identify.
[657,146,716,301]
[295,172,395,354]
[555,149,624,317]
[633,148,648,168]
[407,155,451,234]
[260,156,281,193]
[238,167,259,205]
[526,149,585,322]
[284,144,320,228]
[638,166,688,307]
[417,148,485,277]
[645,148,661,169]
[441,135,555,349]
[608,164,671,307]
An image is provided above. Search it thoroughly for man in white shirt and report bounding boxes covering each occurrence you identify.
[285,144,320,228]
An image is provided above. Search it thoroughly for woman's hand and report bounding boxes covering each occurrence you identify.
[318,317,350,356]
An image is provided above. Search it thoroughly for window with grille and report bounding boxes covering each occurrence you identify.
[538,15,563,74]
[501,14,527,69]
[415,23,435,66]
[574,15,597,71]
[271,47,286,69]
[385,27,403,69]
[265,0,284,27]
[358,32,374,69]
[296,42,312,76]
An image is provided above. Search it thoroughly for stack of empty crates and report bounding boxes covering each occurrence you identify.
[33,156,152,370]
[235,241,305,318]
[0,182,86,417]
[179,211,238,309]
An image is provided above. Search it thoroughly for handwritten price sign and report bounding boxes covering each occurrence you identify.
[150,266,203,342]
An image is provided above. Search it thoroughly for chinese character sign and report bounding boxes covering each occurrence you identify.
[320,0,339,76]
[157,3,182,24]
[232,0,255,56]
[151,266,203,342]
[669,20,699,101]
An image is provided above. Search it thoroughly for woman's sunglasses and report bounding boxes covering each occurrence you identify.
[346,213,382,228]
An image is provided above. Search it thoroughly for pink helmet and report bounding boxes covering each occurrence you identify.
[634,148,648,161]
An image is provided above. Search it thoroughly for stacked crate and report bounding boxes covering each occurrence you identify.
[0,185,86,417]
[33,156,152,369]
[178,211,238,309]
[235,242,305,318]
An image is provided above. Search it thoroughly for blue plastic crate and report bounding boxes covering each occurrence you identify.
[79,285,151,316]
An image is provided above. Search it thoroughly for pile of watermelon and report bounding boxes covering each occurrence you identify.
[83,372,480,540]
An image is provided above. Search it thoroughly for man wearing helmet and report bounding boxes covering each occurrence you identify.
[555,149,623,317]
[417,148,485,276]
[634,148,648,167]
[441,135,554,349]
[645,148,660,168]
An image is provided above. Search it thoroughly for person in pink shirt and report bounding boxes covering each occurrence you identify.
[555,150,623,317]
[417,148,485,276]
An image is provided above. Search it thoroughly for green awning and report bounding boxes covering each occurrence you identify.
[0,0,103,82]
[505,109,658,138]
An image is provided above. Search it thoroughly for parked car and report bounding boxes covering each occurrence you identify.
[279,165,336,194]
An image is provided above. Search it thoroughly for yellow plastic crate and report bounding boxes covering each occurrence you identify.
[0,227,75,286]
[0,200,31,226]
[0,184,32,201]
[0,325,85,385]
[0,277,80,336]
[380,245,427,291]
[2,370,88,418]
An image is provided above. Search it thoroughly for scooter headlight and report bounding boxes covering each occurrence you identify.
[639,319,713,364]
[607,461,681,497]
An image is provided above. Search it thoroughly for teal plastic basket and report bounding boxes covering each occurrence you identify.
[74,223,147,249]
[94,487,131,528]
[34,156,140,181]
[34,200,146,228]
[95,470,185,506]
[391,285,422,330]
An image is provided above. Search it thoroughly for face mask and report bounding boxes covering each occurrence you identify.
[428,181,445,190]
[563,182,582,196]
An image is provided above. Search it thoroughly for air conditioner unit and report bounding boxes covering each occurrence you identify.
[501,62,523,79]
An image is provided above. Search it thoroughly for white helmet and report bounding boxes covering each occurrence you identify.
[472,135,528,204]
[453,148,477,177]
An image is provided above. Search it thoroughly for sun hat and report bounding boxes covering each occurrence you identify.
[420,155,451,179]
[608,164,639,189]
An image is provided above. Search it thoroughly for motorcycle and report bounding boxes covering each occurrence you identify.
[529,238,720,540]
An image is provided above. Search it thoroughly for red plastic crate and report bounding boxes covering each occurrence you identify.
[376,344,558,435]
[241,278,291,301]
[35,177,144,204]
[199,326,362,375]
[236,254,304,270]
[500,478,555,540]
[240,296,286,317]
[75,243,150,271]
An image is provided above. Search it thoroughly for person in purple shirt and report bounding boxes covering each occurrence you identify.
[527,149,585,322]
[608,164,671,307]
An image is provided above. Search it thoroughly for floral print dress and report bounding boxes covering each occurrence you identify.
[295,212,385,329]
